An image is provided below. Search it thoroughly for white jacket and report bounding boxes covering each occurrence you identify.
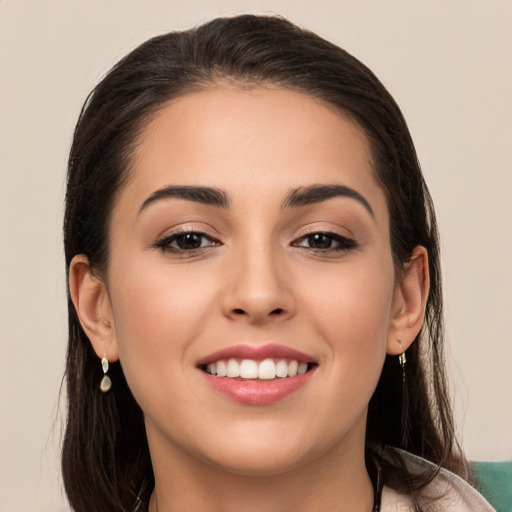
[381,451,495,511]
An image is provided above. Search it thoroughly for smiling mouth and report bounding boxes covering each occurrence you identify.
[201,358,316,380]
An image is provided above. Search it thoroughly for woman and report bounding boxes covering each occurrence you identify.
[62,14,493,512]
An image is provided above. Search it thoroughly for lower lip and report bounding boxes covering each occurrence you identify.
[199,369,315,405]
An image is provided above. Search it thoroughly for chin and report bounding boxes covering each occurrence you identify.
[205,445,313,477]
[192,422,342,478]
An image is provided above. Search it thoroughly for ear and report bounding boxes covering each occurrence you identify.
[386,246,430,356]
[69,254,119,362]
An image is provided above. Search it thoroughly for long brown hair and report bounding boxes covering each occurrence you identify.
[63,14,466,511]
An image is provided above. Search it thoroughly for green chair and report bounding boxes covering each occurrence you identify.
[472,460,512,512]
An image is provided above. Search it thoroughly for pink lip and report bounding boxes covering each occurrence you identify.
[196,343,315,366]
[196,343,317,405]
[199,369,315,405]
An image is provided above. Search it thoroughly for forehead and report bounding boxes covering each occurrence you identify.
[119,87,388,221]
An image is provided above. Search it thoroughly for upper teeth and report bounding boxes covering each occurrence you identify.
[206,358,308,379]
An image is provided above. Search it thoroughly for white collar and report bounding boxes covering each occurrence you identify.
[380,450,494,511]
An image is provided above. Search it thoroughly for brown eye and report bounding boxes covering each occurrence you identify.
[155,231,220,253]
[293,232,358,252]
[306,234,334,249]
[175,233,204,250]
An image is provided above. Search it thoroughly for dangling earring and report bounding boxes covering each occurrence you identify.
[100,353,112,392]
[398,349,409,445]
[398,351,406,384]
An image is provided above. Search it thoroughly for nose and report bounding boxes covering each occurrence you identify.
[221,244,296,325]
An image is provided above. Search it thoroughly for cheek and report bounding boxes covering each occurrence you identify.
[110,253,218,335]
[301,258,395,390]
[107,259,218,400]
[305,260,395,343]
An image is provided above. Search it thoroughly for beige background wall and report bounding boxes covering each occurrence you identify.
[1,1,510,510]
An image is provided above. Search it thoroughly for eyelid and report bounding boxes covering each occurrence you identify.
[293,232,356,245]
[290,227,359,252]
[154,220,222,239]
[153,227,222,253]
[293,221,354,239]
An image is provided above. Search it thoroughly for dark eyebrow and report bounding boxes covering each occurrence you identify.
[282,184,374,218]
[138,185,230,214]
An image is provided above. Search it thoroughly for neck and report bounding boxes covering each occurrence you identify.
[148,434,374,512]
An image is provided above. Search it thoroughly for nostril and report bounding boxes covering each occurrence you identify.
[231,307,284,317]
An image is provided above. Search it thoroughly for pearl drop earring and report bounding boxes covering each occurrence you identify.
[100,353,112,392]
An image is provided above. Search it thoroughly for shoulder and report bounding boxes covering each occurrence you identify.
[380,450,495,512]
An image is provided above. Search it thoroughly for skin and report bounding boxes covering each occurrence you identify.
[70,87,429,512]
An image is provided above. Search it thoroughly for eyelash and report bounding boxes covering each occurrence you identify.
[154,229,220,254]
[154,229,358,255]
[291,232,358,252]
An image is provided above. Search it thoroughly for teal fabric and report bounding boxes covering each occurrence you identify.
[472,460,512,512]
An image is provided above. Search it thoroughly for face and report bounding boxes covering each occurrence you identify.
[104,87,400,475]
